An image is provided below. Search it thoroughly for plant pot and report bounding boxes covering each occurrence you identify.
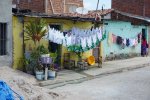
[35,71,44,80]
[48,70,56,80]
[40,54,50,58]
[40,57,52,64]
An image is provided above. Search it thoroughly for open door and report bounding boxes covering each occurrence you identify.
[93,44,101,66]
[49,24,62,68]
[141,29,147,56]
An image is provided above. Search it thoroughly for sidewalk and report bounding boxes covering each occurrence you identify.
[39,57,150,89]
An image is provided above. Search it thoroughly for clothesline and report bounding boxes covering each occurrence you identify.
[108,32,141,48]
[45,27,106,52]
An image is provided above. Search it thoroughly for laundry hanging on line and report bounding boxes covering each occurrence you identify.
[45,27,106,52]
[107,32,142,48]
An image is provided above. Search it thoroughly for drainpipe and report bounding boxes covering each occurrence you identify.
[63,0,66,13]
[45,0,48,13]
[96,0,100,11]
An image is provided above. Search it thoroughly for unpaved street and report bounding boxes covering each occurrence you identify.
[51,67,150,100]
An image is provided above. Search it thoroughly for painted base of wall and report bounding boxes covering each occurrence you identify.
[104,53,141,62]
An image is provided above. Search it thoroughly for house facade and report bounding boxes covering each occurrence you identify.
[103,9,150,60]
[12,10,150,70]
[12,15,94,70]
[112,0,150,56]
[12,0,83,14]
[0,0,13,66]
[11,1,150,70]
[103,20,147,60]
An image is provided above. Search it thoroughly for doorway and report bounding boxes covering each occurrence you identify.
[93,44,100,63]
[48,24,62,67]
[142,29,147,40]
[141,28,147,56]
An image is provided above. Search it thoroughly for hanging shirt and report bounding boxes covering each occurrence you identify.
[62,37,67,46]
[71,36,76,45]
[66,35,72,46]
[135,38,138,46]
[97,29,102,41]
[129,39,134,47]
[123,38,126,45]
[116,36,122,45]
[126,39,130,47]
[132,39,136,46]
[87,36,92,48]
[75,36,81,45]
[49,28,55,42]
[81,37,87,49]
[92,34,97,44]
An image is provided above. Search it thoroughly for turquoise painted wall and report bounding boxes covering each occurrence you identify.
[102,20,147,58]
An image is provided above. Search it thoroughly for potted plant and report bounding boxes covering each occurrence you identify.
[30,49,44,80]
[25,59,34,75]
[48,65,56,80]
[35,61,44,80]
[37,45,49,58]
[48,52,57,79]
[24,18,48,80]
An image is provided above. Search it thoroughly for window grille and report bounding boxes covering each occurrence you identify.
[0,23,7,55]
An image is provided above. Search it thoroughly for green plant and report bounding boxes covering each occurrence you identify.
[37,45,49,55]
[35,60,44,71]
[29,45,49,72]
[76,52,83,61]
[50,51,57,63]
[30,49,40,60]
[29,49,40,71]
[24,18,48,44]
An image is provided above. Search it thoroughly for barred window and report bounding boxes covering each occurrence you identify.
[0,23,7,55]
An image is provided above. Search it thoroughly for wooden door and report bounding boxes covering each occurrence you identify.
[93,44,100,63]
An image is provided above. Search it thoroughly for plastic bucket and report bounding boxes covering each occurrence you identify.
[48,70,56,79]
[35,71,44,80]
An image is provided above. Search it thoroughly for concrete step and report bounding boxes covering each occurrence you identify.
[43,77,93,89]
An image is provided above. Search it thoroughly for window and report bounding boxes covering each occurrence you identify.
[0,23,7,55]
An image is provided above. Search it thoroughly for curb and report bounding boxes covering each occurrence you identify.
[95,63,150,78]
[41,63,150,89]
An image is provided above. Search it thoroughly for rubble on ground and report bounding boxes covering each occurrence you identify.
[0,66,62,100]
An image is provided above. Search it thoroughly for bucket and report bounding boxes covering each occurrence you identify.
[48,70,56,80]
[35,71,44,80]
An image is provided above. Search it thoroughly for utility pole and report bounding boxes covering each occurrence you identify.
[96,0,100,11]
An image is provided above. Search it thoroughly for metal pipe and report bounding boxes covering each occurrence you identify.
[45,0,48,13]
[96,0,100,11]
[63,0,66,13]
